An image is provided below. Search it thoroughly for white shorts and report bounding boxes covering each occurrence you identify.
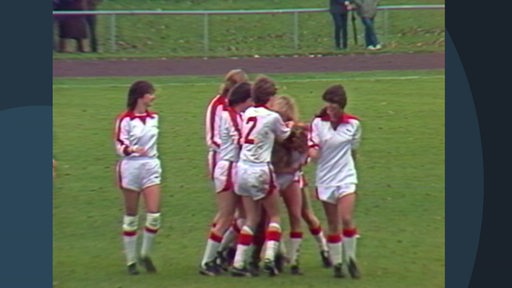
[117,158,162,191]
[298,171,308,189]
[213,160,237,193]
[315,184,357,204]
[276,172,300,191]
[235,161,277,200]
[208,150,220,180]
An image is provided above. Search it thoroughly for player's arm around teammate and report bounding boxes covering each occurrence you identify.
[199,82,253,276]
[114,80,162,275]
[308,84,362,279]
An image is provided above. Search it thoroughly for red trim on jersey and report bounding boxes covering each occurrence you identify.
[207,95,226,149]
[226,106,243,147]
[219,161,234,192]
[114,110,157,152]
[116,160,125,189]
[209,150,218,180]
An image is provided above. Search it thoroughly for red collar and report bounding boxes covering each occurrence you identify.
[125,110,156,123]
[320,113,358,123]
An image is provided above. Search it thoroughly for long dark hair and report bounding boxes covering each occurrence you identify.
[315,84,347,117]
[126,80,155,111]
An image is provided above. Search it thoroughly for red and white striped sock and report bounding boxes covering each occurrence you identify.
[233,226,254,269]
[140,213,161,258]
[264,223,282,261]
[289,231,303,266]
[327,234,343,266]
[342,228,358,261]
[310,225,329,252]
[201,231,223,267]
[122,215,139,265]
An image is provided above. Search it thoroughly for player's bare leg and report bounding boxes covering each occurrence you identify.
[140,184,161,273]
[301,187,331,267]
[322,201,345,278]
[122,189,141,275]
[338,193,360,279]
[200,191,238,276]
[231,197,261,277]
[261,191,282,276]
[281,182,304,275]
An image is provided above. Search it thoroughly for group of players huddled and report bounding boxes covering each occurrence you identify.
[111,69,363,279]
[199,69,362,279]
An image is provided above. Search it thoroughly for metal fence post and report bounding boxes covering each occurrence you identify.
[110,14,116,52]
[293,11,299,50]
[383,9,388,44]
[203,13,209,57]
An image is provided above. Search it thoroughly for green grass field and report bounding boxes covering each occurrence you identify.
[53,69,445,288]
[53,0,445,59]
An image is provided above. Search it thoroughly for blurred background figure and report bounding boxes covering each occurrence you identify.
[85,0,102,52]
[54,0,88,53]
[352,0,382,50]
[328,0,351,50]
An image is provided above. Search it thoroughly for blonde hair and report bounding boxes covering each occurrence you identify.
[270,95,299,122]
[218,69,249,96]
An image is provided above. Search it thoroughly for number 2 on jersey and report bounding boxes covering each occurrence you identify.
[243,116,257,144]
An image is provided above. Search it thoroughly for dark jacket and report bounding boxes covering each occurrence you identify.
[353,0,380,18]
[329,0,349,14]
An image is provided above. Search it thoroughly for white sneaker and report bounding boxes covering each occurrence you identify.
[374,44,382,50]
[367,45,376,50]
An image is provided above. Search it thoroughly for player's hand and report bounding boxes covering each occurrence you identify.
[285,121,295,128]
[132,146,148,156]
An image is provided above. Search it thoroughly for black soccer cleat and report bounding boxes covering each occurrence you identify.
[127,263,140,275]
[347,258,361,279]
[248,261,261,277]
[140,256,157,273]
[231,266,253,277]
[215,250,230,272]
[199,261,221,276]
[274,252,285,273]
[290,265,303,275]
[320,250,332,268]
[263,259,279,277]
[333,263,345,278]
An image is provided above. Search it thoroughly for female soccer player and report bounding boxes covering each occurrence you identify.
[114,80,162,275]
[230,76,293,277]
[269,95,331,274]
[308,84,362,279]
[199,82,253,276]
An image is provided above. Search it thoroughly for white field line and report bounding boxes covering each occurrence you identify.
[53,75,444,89]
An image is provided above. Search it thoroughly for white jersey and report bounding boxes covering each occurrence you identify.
[239,105,291,163]
[114,110,159,158]
[205,94,227,151]
[218,107,243,162]
[308,113,361,186]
